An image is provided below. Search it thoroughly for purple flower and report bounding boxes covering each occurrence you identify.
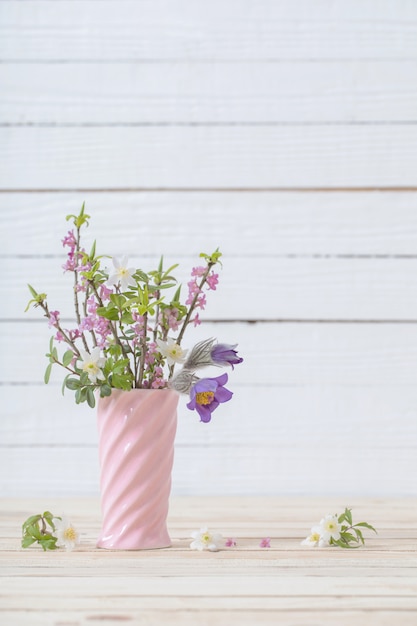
[187,373,233,423]
[211,343,243,369]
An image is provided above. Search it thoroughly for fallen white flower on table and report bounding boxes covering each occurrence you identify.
[301,508,377,549]
[301,526,325,548]
[190,527,223,552]
[319,514,341,543]
[53,515,80,551]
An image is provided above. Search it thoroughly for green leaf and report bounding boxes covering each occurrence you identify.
[62,350,74,367]
[66,377,81,391]
[355,522,377,534]
[43,511,58,530]
[86,387,96,408]
[100,384,112,397]
[96,306,119,321]
[44,363,53,384]
[21,536,37,549]
[22,514,42,533]
[340,532,357,543]
[27,284,38,299]
[332,539,359,549]
[344,508,353,525]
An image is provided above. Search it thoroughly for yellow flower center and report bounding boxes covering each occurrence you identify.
[202,533,211,544]
[196,391,215,406]
[311,532,320,542]
[63,527,77,541]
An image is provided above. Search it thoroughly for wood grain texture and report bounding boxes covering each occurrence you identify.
[3,61,417,123]
[2,191,417,255]
[2,126,417,189]
[0,497,416,625]
[1,0,417,60]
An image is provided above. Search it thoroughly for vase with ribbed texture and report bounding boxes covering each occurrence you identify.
[96,388,178,550]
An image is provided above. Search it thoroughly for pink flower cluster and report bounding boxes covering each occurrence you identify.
[187,266,219,327]
[62,229,92,292]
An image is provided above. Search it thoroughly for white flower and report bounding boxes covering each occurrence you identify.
[319,514,341,543]
[107,256,136,291]
[190,527,223,552]
[301,526,322,547]
[301,525,330,548]
[53,515,80,551]
[78,347,106,383]
[157,338,188,365]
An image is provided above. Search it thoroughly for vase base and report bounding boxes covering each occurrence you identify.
[96,542,172,551]
[96,534,172,551]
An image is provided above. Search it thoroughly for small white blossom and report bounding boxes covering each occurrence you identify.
[107,256,136,291]
[301,526,322,547]
[53,515,80,551]
[190,527,223,552]
[157,338,188,365]
[319,514,341,543]
[78,347,106,383]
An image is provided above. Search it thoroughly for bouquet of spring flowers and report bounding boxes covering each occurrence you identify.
[26,205,243,422]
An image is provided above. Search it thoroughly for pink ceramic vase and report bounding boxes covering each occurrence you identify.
[96,388,178,550]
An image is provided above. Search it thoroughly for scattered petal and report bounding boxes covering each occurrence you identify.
[225,538,237,547]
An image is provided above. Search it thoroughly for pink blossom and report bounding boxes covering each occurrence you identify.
[151,377,167,389]
[87,296,98,315]
[55,331,65,342]
[225,538,237,547]
[62,254,77,272]
[186,279,201,305]
[206,272,219,290]
[79,316,95,332]
[193,313,201,327]
[99,284,113,301]
[68,328,82,341]
[191,266,206,277]
[197,294,206,310]
[48,310,60,328]
[145,342,158,366]
[160,307,179,331]
[62,230,76,249]
[259,537,271,548]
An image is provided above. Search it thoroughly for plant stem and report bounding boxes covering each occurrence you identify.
[73,224,89,353]
[168,261,215,379]
[89,281,135,381]
[137,312,148,388]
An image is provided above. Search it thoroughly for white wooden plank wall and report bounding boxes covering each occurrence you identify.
[1,0,417,497]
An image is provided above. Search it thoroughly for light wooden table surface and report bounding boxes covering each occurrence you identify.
[1,496,416,625]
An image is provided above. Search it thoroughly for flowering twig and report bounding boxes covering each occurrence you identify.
[26,204,242,417]
[301,508,377,548]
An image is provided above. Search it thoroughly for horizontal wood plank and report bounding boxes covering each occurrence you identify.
[1,0,416,60]
[3,61,417,123]
[2,438,416,496]
[3,191,417,256]
[2,126,417,188]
